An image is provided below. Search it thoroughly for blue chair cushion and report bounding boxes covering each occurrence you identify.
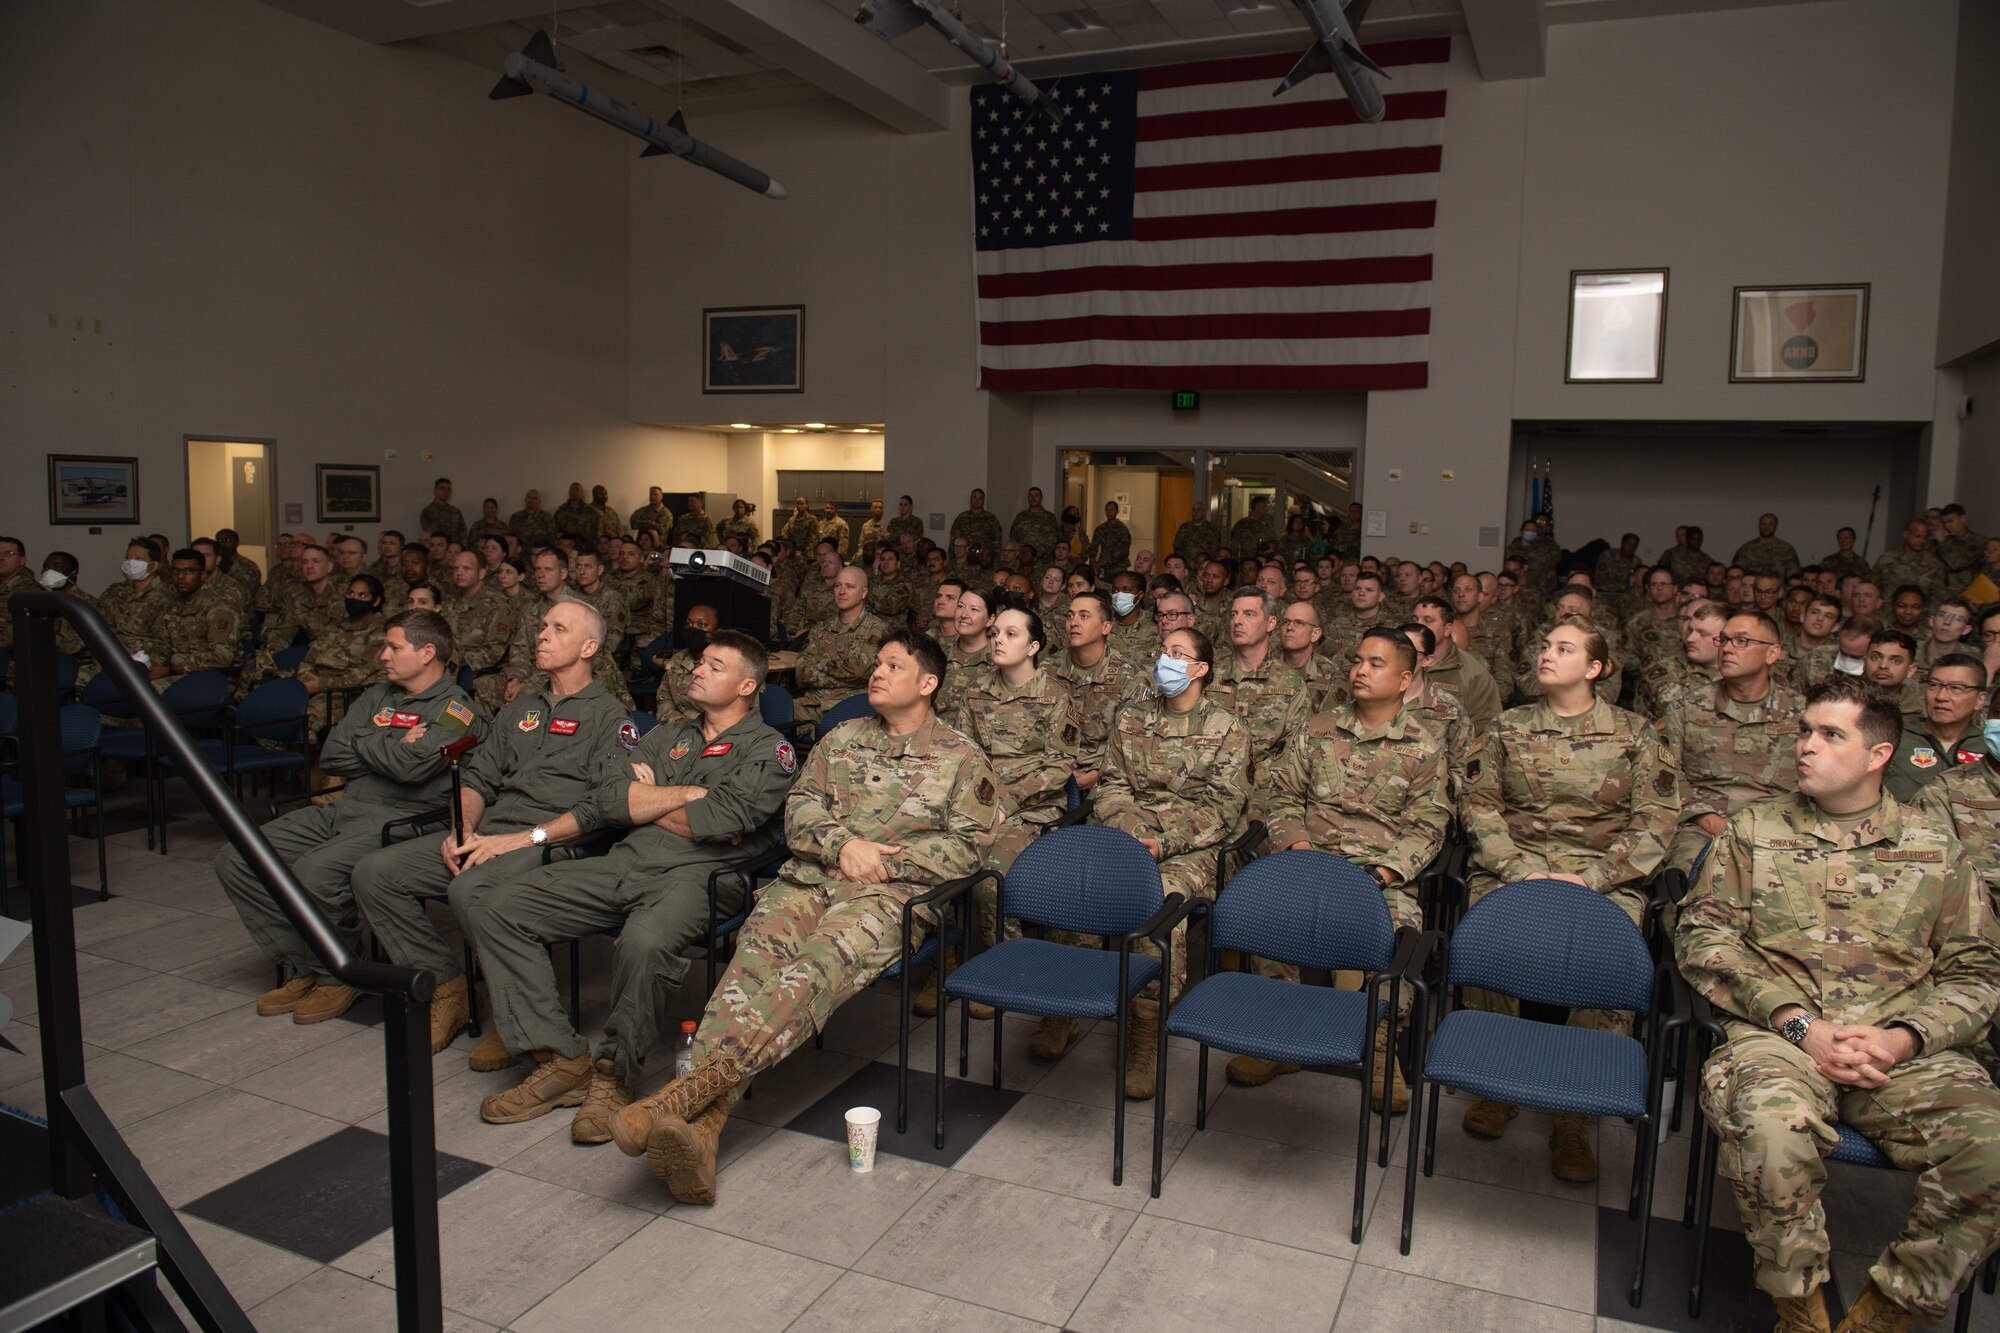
[1166,972,1380,1068]
[1,781,97,818]
[96,730,151,761]
[1831,1122,1892,1169]
[219,747,308,775]
[944,938,1160,1019]
[1423,1008,1649,1119]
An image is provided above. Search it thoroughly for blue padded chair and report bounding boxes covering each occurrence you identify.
[1154,852,1434,1247]
[1420,879,1675,1307]
[627,632,675,707]
[160,677,311,801]
[97,669,231,855]
[456,665,475,695]
[271,643,310,674]
[934,825,1196,1181]
[628,710,658,739]
[815,692,874,737]
[1,705,108,896]
[758,682,796,735]
[0,692,16,772]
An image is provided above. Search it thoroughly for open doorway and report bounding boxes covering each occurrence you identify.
[185,437,275,576]
[1062,448,1356,559]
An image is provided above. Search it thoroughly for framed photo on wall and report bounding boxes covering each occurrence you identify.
[703,305,803,393]
[316,464,381,524]
[1730,284,1868,382]
[1564,269,1668,383]
[48,454,140,525]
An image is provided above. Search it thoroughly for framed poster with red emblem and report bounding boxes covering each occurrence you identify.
[1730,284,1868,383]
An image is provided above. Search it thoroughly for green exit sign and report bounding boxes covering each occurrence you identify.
[1172,390,1200,411]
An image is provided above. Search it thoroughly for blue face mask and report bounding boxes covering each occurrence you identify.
[1518,530,1536,544]
[1984,718,2000,750]
[1153,654,1193,697]
[1111,592,1139,617]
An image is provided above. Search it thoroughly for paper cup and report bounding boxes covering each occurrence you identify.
[844,1106,882,1172]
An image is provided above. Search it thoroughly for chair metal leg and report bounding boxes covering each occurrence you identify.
[1151,1017,1170,1198]
[1377,991,1395,1169]
[1952,1282,1973,1333]
[897,942,912,1138]
[1629,1114,1658,1308]
[1194,1043,1210,1131]
[462,940,481,1039]
[1400,1041,1423,1255]
[1423,1078,1442,1176]
[1112,1002,1127,1188]
[1688,1123,1719,1318]
[933,952,948,1150]
[990,1000,1003,1089]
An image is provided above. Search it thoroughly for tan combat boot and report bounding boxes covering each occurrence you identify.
[427,976,470,1053]
[610,1053,745,1156]
[1225,1055,1301,1086]
[570,1059,634,1145]
[1371,1026,1409,1115]
[1123,998,1161,1100]
[1028,1017,1080,1060]
[1462,1098,1518,1138]
[1833,1282,1915,1333]
[292,983,359,1025]
[257,976,316,1017]
[467,1032,517,1073]
[646,1096,732,1205]
[910,949,960,1017]
[1771,1286,1832,1333]
[478,1050,592,1124]
[1549,1114,1597,1182]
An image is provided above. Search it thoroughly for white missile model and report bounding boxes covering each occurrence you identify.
[855,0,1065,125]
[489,31,787,200]
[1273,0,1388,122]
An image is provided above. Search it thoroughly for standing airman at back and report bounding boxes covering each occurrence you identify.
[1874,518,1949,607]
[1733,512,1802,579]
[420,477,467,548]
[1010,487,1063,560]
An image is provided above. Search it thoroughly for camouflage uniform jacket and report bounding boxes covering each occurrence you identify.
[1915,756,2000,909]
[858,518,887,552]
[322,675,486,814]
[605,569,658,640]
[1050,644,1148,775]
[943,662,1079,827]
[1464,697,1679,892]
[1206,648,1310,775]
[220,556,262,599]
[95,578,171,661]
[885,514,925,549]
[1424,640,1501,736]
[669,511,717,550]
[468,680,631,834]
[795,611,887,696]
[1095,696,1251,859]
[255,565,299,616]
[467,517,510,547]
[298,611,386,692]
[552,501,598,545]
[1593,550,1637,599]
[1110,615,1158,664]
[509,507,554,549]
[1086,518,1132,574]
[629,503,673,541]
[419,501,467,546]
[1661,680,1805,824]
[717,516,759,548]
[1171,519,1224,567]
[1937,528,1987,583]
[1010,509,1063,560]
[1778,641,1837,693]
[1818,549,1870,580]
[780,713,998,906]
[503,592,556,684]
[1637,655,1717,719]
[949,509,1003,557]
[587,502,621,539]
[156,583,243,679]
[448,580,516,678]
[1731,537,1802,579]
[1289,651,1346,715]
[789,577,838,633]
[655,651,699,723]
[1662,545,1712,585]
[1464,614,1516,700]
[815,516,851,556]
[1407,678,1471,804]
[1674,792,2000,1048]
[866,573,915,625]
[1266,702,1451,886]
[1873,549,1948,604]
[1624,606,1683,668]
[0,568,36,650]
[781,511,822,555]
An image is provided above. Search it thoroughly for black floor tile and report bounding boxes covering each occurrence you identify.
[1,883,106,921]
[1593,1202,1847,1333]
[95,809,182,837]
[784,1059,1023,1170]
[334,994,384,1028]
[0,1108,52,1209]
[183,1125,487,1263]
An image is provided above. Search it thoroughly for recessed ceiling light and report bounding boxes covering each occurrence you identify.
[804,422,827,429]
[730,422,755,429]
[779,427,802,433]
[851,427,871,433]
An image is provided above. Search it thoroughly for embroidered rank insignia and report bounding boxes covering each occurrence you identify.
[618,721,639,751]
[776,740,797,774]
[390,711,420,728]
[549,718,580,736]
[1955,749,1980,765]
[372,707,396,727]
[444,700,475,728]
[518,710,542,732]
[702,741,734,757]
[1910,747,1938,769]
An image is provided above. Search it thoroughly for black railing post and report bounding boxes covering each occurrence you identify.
[382,989,444,1333]
[12,598,94,1200]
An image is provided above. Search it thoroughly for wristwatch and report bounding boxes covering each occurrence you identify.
[529,826,549,847]
[1778,1012,1816,1046]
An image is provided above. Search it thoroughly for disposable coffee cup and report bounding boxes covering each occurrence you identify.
[845,1106,881,1172]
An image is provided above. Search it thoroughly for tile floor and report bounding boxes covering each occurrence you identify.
[2,804,1996,1333]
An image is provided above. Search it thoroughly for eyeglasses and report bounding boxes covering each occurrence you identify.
[1935,613,1970,625]
[1155,610,1193,621]
[1718,635,1777,649]
[1925,681,1983,698]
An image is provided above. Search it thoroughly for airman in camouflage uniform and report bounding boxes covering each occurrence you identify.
[717,500,759,550]
[629,490,673,543]
[792,568,886,727]
[444,559,516,717]
[950,491,1005,559]
[466,504,511,547]
[419,480,467,547]
[88,550,171,681]
[1678,750,2000,1329]
[1051,593,1149,788]
[866,550,916,624]
[813,503,851,559]
[150,553,244,688]
[945,657,1079,926]
[780,498,822,558]
[667,499,716,551]
[1874,520,1949,606]
[1171,507,1224,568]
[296,595,390,734]
[609,632,997,1204]
[1625,579,1685,669]
[1733,515,1802,579]
[1207,590,1310,780]
[1010,491,1063,562]
[885,496,925,550]
[1916,754,2000,912]
[510,491,554,550]
[1085,501,1132,575]
[552,486,599,546]
[1934,505,1985,587]
[1228,498,1276,558]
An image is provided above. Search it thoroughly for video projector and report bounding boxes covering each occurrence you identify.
[668,547,770,592]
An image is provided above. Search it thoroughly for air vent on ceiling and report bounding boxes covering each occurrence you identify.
[629,43,683,64]
[1050,9,1108,32]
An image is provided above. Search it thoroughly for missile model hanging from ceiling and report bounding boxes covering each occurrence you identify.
[854,0,1065,125]
[1272,0,1387,121]
[489,30,787,200]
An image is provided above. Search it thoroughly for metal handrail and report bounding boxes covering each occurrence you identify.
[10,592,444,1333]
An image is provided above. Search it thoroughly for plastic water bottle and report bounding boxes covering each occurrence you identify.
[674,1021,697,1079]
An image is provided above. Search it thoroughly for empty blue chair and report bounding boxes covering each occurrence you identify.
[456,665,475,694]
[628,710,658,738]
[0,692,16,772]
[98,670,231,854]
[271,643,310,674]
[815,692,874,737]
[758,681,796,734]
[935,825,1195,1181]
[216,677,313,796]
[1420,878,1673,1307]
[2,705,108,895]
[1154,852,1431,1247]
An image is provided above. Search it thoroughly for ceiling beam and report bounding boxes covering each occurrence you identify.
[1461,0,1547,79]
[665,0,953,132]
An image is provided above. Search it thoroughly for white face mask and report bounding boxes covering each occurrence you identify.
[37,569,70,590]
[121,559,152,580]
[1111,592,1139,616]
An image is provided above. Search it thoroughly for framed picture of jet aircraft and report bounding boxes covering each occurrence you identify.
[703,305,803,393]
[48,454,140,525]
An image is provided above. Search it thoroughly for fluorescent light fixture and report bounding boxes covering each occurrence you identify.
[779,427,802,433]
[804,422,827,429]
[729,422,755,429]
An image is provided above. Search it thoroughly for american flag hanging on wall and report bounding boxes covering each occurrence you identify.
[970,38,1450,392]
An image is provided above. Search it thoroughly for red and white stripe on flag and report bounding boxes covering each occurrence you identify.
[971,38,1449,392]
